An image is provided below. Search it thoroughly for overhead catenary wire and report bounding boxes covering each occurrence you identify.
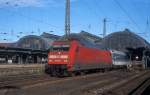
[112,0,142,33]
[0,2,65,42]
[0,6,64,41]
[144,17,150,41]
[81,0,108,36]
[81,0,100,19]
[93,0,110,36]
[4,9,62,29]
[131,0,144,19]
[145,17,150,33]
[130,0,150,40]
[93,0,107,18]
[0,3,64,33]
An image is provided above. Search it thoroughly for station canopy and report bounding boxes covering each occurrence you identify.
[16,32,60,50]
[100,29,150,51]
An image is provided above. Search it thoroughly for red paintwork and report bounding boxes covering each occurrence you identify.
[48,40,112,71]
[75,46,112,64]
[48,51,69,64]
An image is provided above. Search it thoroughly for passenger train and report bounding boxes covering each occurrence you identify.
[111,50,130,65]
[45,38,130,77]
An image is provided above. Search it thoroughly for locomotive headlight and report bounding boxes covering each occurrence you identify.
[49,60,52,62]
[49,55,69,59]
[49,55,57,58]
[60,55,68,59]
[64,59,68,62]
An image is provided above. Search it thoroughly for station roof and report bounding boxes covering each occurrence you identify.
[0,30,150,51]
[79,31,102,43]
[16,32,60,50]
[100,29,150,51]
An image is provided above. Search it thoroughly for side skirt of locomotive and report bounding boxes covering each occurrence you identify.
[71,63,127,73]
[45,63,127,77]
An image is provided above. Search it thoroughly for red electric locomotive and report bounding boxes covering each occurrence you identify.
[45,38,113,76]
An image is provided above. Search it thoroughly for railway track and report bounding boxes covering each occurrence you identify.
[0,70,122,95]
[129,77,150,95]
[23,70,120,89]
[0,70,149,95]
[65,70,144,95]
[0,71,112,89]
[88,70,150,95]
[0,74,57,88]
[0,70,113,89]
[0,64,44,78]
[22,70,138,95]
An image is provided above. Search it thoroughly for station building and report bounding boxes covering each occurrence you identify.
[0,32,60,64]
[97,29,150,67]
[0,30,150,67]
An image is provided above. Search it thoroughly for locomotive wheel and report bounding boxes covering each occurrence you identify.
[68,72,77,77]
[45,69,50,74]
[80,71,86,76]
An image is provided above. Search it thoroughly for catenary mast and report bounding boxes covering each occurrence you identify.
[65,0,71,38]
[103,18,107,38]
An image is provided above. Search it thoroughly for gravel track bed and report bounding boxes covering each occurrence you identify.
[0,70,149,95]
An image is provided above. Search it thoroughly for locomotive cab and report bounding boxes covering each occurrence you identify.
[45,40,78,76]
[48,44,70,64]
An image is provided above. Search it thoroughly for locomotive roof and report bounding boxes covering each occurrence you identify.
[60,33,105,49]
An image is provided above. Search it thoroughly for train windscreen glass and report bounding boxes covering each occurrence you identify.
[51,45,70,51]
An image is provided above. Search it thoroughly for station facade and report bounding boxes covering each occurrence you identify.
[0,30,150,67]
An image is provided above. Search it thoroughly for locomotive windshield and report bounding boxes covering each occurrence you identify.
[50,45,70,51]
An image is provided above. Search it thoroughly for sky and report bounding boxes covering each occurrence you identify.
[0,0,150,43]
